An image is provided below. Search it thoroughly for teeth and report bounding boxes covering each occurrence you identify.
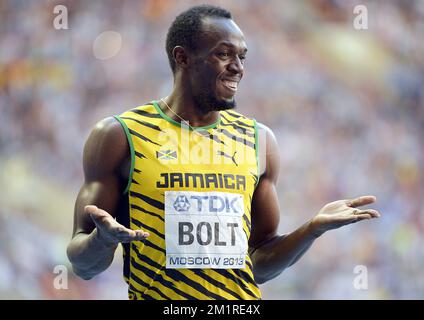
[223,80,238,89]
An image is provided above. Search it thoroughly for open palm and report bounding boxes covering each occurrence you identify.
[310,195,380,237]
[86,205,149,245]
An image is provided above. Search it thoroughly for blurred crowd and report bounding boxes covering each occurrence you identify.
[1,0,423,299]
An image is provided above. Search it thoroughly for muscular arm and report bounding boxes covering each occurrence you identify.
[249,124,380,284]
[66,117,146,280]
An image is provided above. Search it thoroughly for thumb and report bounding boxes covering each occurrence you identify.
[85,205,99,215]
[85,205,109,221]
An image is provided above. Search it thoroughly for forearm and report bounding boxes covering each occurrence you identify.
[67,229,118,280]
[251,219,320,284]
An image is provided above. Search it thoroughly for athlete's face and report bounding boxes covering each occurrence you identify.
[188,17,247,112]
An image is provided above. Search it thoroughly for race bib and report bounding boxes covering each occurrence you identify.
[165,191,247,269]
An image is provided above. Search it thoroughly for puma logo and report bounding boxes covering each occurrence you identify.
[217,150,238,166]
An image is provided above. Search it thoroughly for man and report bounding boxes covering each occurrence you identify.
[67,5,380,300]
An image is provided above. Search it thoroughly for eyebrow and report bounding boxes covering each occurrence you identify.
[215,41,248,53]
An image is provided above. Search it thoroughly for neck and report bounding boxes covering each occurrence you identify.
[161,83,220,128]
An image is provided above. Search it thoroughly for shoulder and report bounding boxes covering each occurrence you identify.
[257,122,278,153]
[83,116,129,179]
[90,116,127,139]
[85,116,128,154]
[256,122,279,180]
[257,122,277,141]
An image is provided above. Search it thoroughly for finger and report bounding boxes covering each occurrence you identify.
[354,213,372,220]
[116,228,149,240]
[85,206,150,241]
[118,230,150,242]
[352,208,380,218]
[349,214,374,225]
[337,212,373,223]
[135,230,150,238]
[346,196,376,208]
[360,209,380,218]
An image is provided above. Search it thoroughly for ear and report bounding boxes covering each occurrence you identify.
[172,46,190,70]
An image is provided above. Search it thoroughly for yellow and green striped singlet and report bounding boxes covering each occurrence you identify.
[115,101,261,300]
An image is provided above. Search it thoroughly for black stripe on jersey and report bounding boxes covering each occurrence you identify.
[130,108,162,118]
[243,214,251,230]
[220,113,240,126]
[130,191,164,211]
[219,121,255,138]
[149,288,170,300]
[165,269,225,300]
[220,128,255,149]
[232,268,257,287]
[245,196,252,227]
[131,257,196,300]
[129,128,161,146]
[142,239,166,254]
[250,171,258,186]
[221,113,254,130]
[132,244,166,273]
[211,269,259,299]
[242,228,248,242]
[246,259,254,270]
[133,247,223,300]
[128,279,148,295]
[129,284,155,300]
[131,204,164,222]
[225,110,242,119]
[233,119,254,129]
[131,217,164,240]
[132,178,140,185]
[190,269,244,300]
[129,275,171,300]
[121,116,162,132]
[134,168,142,174]
[190,130,226,146]
[135,151,147,159]
[206,132,226,145]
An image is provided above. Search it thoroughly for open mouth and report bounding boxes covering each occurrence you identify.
[221,79,238,92]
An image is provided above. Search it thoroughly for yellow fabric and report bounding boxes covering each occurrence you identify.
[117,101,261,300]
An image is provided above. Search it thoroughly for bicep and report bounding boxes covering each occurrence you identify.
[249,177,280,248]
[72,117,130,237]
[73,177,123,236]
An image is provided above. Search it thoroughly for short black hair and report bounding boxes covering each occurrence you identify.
[166,5,232,73]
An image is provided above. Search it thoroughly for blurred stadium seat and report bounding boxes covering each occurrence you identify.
[1,0,423,299]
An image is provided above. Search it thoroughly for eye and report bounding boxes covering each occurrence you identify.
[217,52,230,58]
[239,55,246,63]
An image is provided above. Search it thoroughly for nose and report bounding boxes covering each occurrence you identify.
[227,56,244,74]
